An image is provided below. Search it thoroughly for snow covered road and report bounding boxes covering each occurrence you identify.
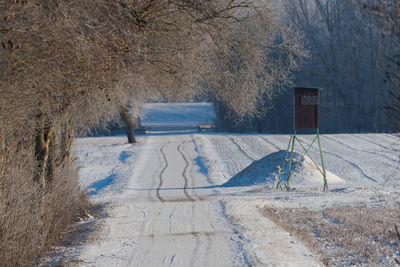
[83,134,239,266]
[74,132,320,266]
[69,131,400,266]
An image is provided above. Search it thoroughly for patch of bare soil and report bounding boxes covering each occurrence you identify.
[262,205,400,266]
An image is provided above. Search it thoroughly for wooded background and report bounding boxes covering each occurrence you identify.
[217,0,399,133]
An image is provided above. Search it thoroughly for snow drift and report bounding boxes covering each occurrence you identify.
[222,150,344,188]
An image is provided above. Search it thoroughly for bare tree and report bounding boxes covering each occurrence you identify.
[354,0,400,130]
[0,0,306,264]
[278,0,390,132]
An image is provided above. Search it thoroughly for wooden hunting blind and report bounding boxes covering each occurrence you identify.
[277,87,328,191]
[294,87,319,129]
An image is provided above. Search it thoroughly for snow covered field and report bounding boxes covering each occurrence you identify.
[66,130,400,266]
[55,99,400,267]
[140,103,216,130]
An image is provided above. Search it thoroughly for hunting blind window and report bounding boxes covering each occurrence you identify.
[301,96,318,106]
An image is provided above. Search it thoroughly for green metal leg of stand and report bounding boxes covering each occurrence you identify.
[295,136,321,173]
[285,130,296,191]
[277,133,291,189]
[276,130,295,189]
[277,129,328,191]
[317,129,328,191]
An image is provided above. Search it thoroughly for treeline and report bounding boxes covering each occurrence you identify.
[0,0,305,265]
[218,0,400,133]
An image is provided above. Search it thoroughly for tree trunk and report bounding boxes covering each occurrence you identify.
[120,106,136,143]
[0,128,4,188]
[58,120,74,166]
[34,119,54,248]
[38,125,53,189]
[35,120,54,186]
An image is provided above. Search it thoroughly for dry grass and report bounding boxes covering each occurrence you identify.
[263,205,400,266]
[0,151,90,267]
[40,203,108,266]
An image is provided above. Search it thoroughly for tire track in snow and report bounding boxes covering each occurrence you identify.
[209,135,243,176]
[351,134,393,151]
[168,205,178,233]
[139,137,159,265]
[156,141,170,202]
[296,137,378,183]
[239,135,282,159]
[323,135,366,151]
[385,133,400,141]
[227,136,257,162]
[182,140,205,201]
[148,139,167,201]
[193,137,236,265]
[204,231,212,265]
[176,141,203,266]
[259,136,281,151]
[190,136,216,265]
[177,141,196,202]
[161,139,202,265]
[203,204,213,266]
[189,207,201,267]
[184,138,216,266]
[188,157,205,202]
[324,135,399,165]
[324,135,400,185]
[139,215,157,265]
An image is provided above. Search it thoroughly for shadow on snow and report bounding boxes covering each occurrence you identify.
[127,150,299,192]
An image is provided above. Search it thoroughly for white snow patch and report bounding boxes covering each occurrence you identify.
[301,155,345,184]
[72,136,143,203]
[225,199,321,266]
